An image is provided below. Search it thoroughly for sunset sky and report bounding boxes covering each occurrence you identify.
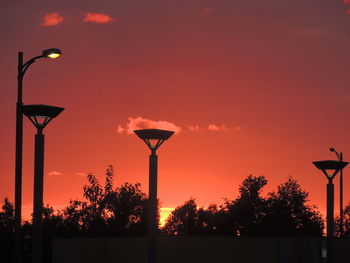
[1,0,350,224]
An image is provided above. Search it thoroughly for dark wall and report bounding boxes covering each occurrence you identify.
[51,237,350,263]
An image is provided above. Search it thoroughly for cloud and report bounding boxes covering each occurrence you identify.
[117,117,242,135]
[202,8,214,14]
[344,0,350,4]
[117,125,125,134]
[83,12,116,23]
[208,124,242,132]
[76,172,87,177]
[48,171,63,177]
[187,124,201,131]
[41,12,64,27]
[188,124,242,132]
[117,117,182,134]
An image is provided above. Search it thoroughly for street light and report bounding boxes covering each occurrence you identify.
[134,129,174,263]
[14,48,61,263]
[313,160,348,263]
[329,147,344,236]
[23,104,64,263]
[42,48,62,59]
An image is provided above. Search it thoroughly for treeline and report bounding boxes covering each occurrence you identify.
[1,165,350,239]
[163,176,324,236]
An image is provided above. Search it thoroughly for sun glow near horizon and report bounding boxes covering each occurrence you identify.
[160,207,173,227]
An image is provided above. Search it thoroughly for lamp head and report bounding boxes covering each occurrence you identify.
[329,147,335,152]
[134,129,174,151]
[42,48,62,59]
[22,104,64,130]
[312,160,348,180]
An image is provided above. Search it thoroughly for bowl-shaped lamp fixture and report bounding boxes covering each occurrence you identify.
[313,160,348,180]
[22,104,64,129]
[42,48,62,59]
[134,129,175,150]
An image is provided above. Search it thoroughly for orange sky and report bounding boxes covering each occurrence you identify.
[1,0,350,224]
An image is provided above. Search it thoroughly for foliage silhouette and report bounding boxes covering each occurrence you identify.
[224,175,267,236]
[163,199,198,235]
[163,198,223,235]
[335,202,350,237]
[260,177,324,236]
[163,176,324,237]
[0,171,335,262]
[0,198,14,232]
[0,199,14,263]
[57,165,148,235]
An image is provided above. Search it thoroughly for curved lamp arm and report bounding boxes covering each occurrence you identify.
[19,55,45,79]
[329,147,341,160]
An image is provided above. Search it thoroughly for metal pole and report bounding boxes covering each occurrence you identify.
[339,153,343,237]
[14,51,23,263]
[148,149,158,263]
[32,129,45,263]
[327,179,334,263]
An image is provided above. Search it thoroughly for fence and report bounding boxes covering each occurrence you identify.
[52,236,350,263]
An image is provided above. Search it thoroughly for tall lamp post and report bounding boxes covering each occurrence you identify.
[14,48,61,263]
[313,160,348,263]
[329,147,344,236]
[134,129,175,263]
[22,104,64,263]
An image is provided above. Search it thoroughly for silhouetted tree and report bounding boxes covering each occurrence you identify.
[80,170,108,232]
[335,202,350,237]
[0,198,14,263]
[42,205,66,233]
[163,199,199,235]
[261,177,324,236]
[162,199,220,236]
[0,171,328,263]
[196,204,220,235]
[0,198,14,232]
[162,176,324,237]
[104,182,147,234]
[223,175,267,236]
[58,165,148,234]
[60,199,86,233]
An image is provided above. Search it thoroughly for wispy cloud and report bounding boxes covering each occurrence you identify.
[117,117,182,134]
[188,124,201,131]
[48,171,63,177]
[202,8,214,14]
[41,12,64,27]
[208,124,242,132]
[76,172,87,177]
[187,124,241,132]
[117,117,242,135]
[83,12,116,24]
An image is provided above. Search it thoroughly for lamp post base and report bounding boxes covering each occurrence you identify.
[326,180,334,263]
[32,131,45,263]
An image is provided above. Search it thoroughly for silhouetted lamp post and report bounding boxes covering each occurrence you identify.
[15,48,61,263]
[134,129,175,263]
[313,160,348,263]
[329,147,344,236]
[22,104,64,263]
